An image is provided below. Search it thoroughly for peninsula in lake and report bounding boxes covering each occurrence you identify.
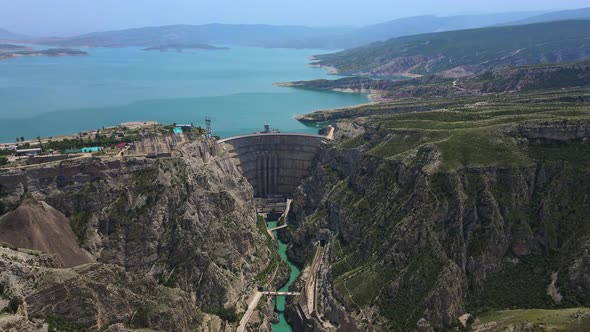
[0,46,88,60]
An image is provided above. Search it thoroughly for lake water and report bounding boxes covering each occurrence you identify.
[0,46,368,142]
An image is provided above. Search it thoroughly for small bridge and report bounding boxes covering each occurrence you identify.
[267,224,287,232]
[261,291,301,296]
[237,290,302,332]
[218,133,330,197]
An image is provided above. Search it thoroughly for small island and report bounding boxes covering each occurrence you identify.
[143,43,229,52]
[0,47,88,60]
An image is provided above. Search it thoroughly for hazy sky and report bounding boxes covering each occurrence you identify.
[1,0,588,36]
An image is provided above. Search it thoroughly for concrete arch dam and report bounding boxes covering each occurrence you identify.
[218,133,328,197]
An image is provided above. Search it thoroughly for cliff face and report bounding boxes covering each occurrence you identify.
[0,139,279,330]
[286,121,590,331]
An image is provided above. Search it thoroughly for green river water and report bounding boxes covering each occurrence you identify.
[266,220,301,332]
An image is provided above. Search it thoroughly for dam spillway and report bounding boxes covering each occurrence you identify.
[218,133,328,197]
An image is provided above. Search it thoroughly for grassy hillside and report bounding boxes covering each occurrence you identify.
[348,91,590,170]
[473,308,590,331]
[313,20,590,77]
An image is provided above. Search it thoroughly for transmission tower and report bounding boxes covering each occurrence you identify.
[205,117,212,138]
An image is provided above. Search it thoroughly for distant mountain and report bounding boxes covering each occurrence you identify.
[306,12,542,49]
[504,7,590,25]
[44,24,352,48]
[0,44,29,51]
[311,20,590,77]
[43,12,541,50]
[0,28,27,41]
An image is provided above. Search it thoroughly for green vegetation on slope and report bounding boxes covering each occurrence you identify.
[476,255,559,310]
[287,59,590,102]
[313,20,590,76]
[474,308,590,331]
[304,88,590,170]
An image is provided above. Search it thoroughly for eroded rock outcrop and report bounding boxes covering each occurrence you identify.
[286,121,590,331]
[0,139,281,331]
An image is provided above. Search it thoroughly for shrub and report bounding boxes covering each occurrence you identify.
[41,315,87,332]
[7,297,22,314]
[207,307,238,322]
[131,306,151,328]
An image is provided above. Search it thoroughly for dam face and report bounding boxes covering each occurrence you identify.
[218,133,327,197]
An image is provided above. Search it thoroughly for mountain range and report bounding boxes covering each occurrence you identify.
[2,7,588,49]
[505,6,590,25]
[0,28,27,41]
[311,20,590,77]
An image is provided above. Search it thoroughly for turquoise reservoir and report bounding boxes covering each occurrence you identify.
[0,46,368,142]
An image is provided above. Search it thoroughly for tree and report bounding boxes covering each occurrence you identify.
[15,137,19,143]
[0,156,7,166]
[7,297,21,314]
[20,136,24,142]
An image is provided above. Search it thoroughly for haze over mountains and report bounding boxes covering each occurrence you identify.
[301,12,544,49]
[0,28,27,41]
[312,20,590,77]
[504,6,590,25]
[1,7,589,49]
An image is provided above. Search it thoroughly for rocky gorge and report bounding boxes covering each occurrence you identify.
[279,90,590,331]
[0,139,288,331]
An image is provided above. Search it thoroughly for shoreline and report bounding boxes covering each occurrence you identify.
[0,121,159,147]
[331,88,388,102]
[307,56,422,79]
[1,47,368,144]
[274,81,387,103]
